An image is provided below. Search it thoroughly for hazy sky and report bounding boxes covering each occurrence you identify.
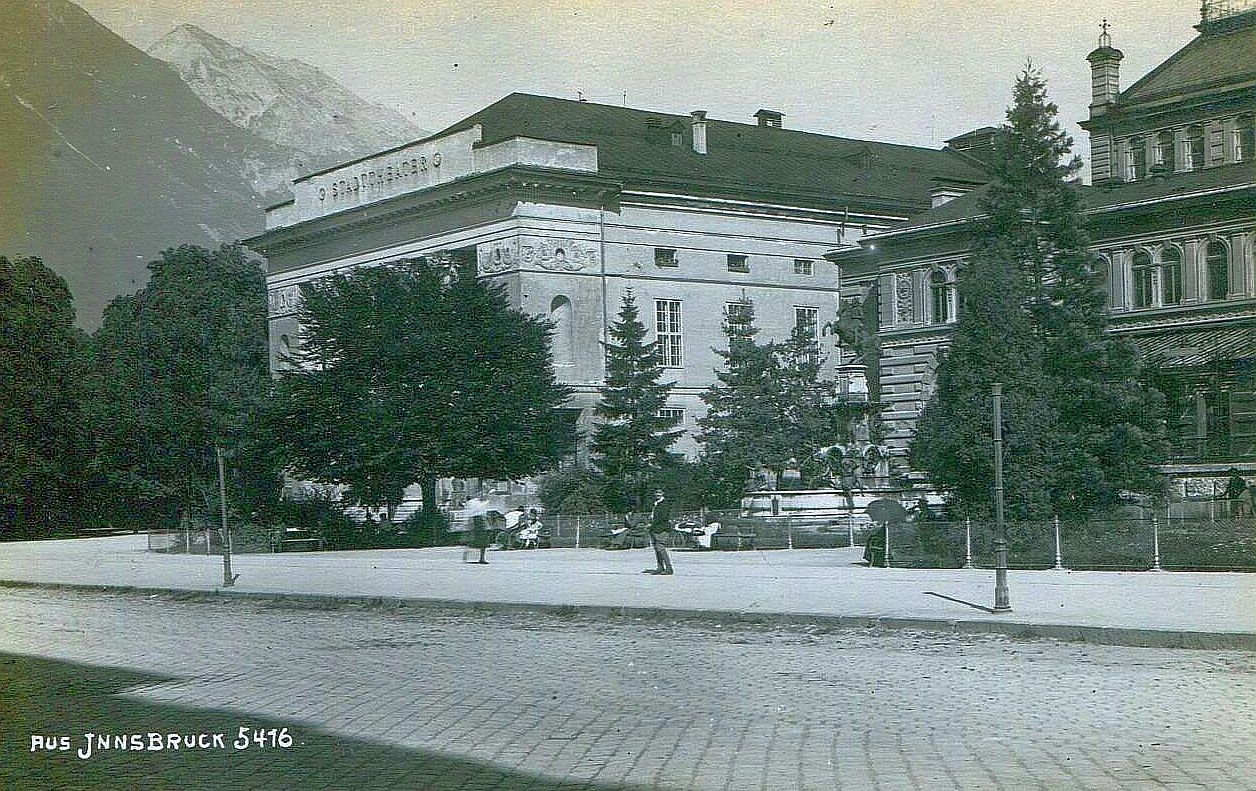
[78,1,1201,176]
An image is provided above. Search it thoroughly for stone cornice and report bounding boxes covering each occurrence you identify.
[247,167,621,258]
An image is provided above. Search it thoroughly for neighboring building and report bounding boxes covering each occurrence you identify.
[830,4,1256,498]
[248,93,988,471]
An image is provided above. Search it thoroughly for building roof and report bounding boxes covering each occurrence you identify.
[1120,22,1256,103]
[856,162,1256,243]
[1125,325,1256,368]
[426,93,989,213]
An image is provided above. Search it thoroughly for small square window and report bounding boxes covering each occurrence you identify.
[727,254,749,273]
[794,259,813,276]
[654,248,678,268]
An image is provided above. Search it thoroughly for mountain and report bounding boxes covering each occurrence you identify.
[148,24,425,180]
[0,0,276,328]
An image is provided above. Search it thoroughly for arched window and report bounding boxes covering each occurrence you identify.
[1156,131,1176,172]
[1131,249,1154,308]
[1160,246,1183,305]
[929,268,954,324]
[1186,126,1205,171]
[1206,241,1229,301]
[549,296,574,365]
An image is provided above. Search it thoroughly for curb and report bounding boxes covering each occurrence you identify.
[3,578,1254,651]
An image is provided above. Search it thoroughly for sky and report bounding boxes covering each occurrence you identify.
[77,1,1203,180]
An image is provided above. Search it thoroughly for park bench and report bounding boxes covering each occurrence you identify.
[711,532,756,551]
[270,530,325,553]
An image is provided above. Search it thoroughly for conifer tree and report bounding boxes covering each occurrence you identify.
[591,291,681,512]
[696,300,791,506]
[912,66,1166,518]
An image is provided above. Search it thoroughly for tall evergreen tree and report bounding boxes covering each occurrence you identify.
[912,66,1166,518]
[591,290,681,512]
[696,300,791,506]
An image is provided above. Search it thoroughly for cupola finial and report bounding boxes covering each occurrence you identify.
[1099,18,1112,48]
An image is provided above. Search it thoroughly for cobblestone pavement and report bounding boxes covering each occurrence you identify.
[2,588,1254,790]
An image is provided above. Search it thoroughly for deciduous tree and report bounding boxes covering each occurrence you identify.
[87,244,276,529]
[269,259,574,535]
[0,256,88,537]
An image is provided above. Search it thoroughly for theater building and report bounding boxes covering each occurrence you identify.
[829,3,1256,499]
[248,93,987,466]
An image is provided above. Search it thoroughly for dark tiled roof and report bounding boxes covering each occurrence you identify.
[428,93,989,212]
[1085,162,1256,210]
[1125,325,1256,367]
[1120,23,1256,103]
[865,163,1256,240]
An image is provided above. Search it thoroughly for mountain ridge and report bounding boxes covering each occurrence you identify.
[148,24,426,181]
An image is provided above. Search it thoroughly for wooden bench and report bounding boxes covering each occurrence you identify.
[711,532,756,551]
[274,537,325,553]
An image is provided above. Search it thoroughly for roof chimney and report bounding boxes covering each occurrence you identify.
[754,109,783,129]
[691,110,708,154]
[1086,19,1123,116]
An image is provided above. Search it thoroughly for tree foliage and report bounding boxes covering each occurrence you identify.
[269,259,575,526]
[0,256,88,537]
[591,290,681,511]
[697,301,848,506]
[86,244,276,528]
[911,67,1166,519]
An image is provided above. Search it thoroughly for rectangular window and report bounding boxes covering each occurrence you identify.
[655,299,683,367]
[1209,130,1224,165]
[654,248,678,268]
[725,301,753,336]
[794,306,820,364]
[794,306,819,340]
[794,259,813,276]
[657,408,684,426]
[726,254,749,273]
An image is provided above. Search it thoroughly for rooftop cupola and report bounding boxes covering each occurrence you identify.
[1086,19,1124,116]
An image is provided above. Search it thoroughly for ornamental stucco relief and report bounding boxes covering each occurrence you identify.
[478,237,600,275]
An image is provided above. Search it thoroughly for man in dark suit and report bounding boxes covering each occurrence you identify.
[643,489,674,575]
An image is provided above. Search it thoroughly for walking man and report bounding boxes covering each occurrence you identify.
[643,489,674,575]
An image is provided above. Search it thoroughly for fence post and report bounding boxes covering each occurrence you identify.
[1152,515,1163,572]
[847,512,855,549]
[204,526,211,556]
[963,517,973,569]
[883,521,891,568]
[185,528,191,554]
[787,517,794,550]
[575,515,581,550]
[1053,515,1064,571]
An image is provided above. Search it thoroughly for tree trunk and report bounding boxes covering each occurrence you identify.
[420,476,439,546]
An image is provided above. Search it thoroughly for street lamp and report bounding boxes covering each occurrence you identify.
[992,383,1010,612]
[217,447,237,588]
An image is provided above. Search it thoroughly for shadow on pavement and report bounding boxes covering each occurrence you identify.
[1,653,647,790]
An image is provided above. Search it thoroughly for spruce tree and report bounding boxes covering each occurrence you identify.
[696,300,791,506]
[912,66,1166,518]
[591,291,681,512]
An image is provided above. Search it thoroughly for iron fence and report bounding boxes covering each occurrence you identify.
[543,512,1256,571]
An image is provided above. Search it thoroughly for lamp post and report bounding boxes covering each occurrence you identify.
[217,447,237,587]
[992,383,1010,612]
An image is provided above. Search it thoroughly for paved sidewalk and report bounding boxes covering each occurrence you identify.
[1,535,1253,647]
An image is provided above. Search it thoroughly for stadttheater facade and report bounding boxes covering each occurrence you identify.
[248,93,987,467]
[828,4,1256,499]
